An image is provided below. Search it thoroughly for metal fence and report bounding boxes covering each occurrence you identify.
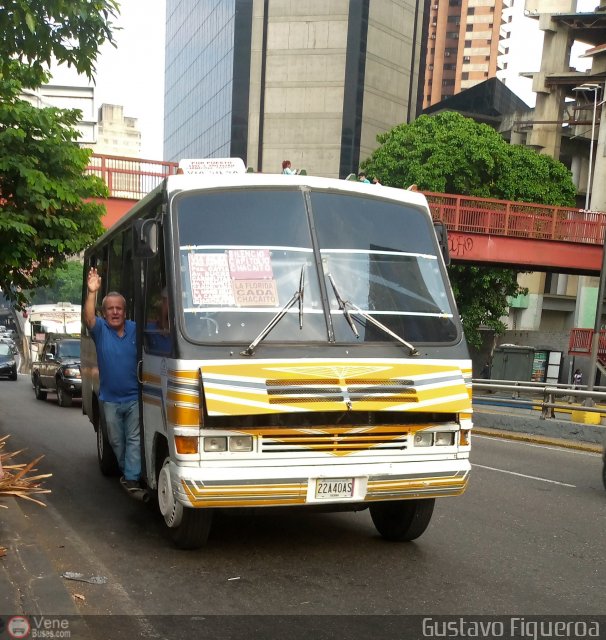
[86,154,178,200]
[426,192,606,245]
[472,378,606,420]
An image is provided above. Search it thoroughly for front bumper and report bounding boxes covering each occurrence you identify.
[168,458,471,509]
[59,377,82,397]
[0,362,16,378]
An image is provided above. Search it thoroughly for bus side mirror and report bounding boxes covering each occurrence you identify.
[133,219,158,258]
[433,220,450,266]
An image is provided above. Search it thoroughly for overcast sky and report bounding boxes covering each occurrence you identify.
[93,0,166,159]
[51,0,598,161]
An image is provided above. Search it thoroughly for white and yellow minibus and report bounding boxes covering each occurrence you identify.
[81,160,472,549]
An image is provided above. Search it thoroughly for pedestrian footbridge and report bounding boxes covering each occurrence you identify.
[87,153,606,276]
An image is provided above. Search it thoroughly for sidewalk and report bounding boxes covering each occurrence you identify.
[472,396,606,453]
[0,496,79,616]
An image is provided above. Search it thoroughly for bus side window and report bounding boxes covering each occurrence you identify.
[143,241,172,355]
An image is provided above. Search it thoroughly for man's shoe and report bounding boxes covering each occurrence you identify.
[120,476,147,501]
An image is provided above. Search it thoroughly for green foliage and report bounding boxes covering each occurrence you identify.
[0,1,119,309]
[362,111,577,348]
[29,260,83,305]
[0,1,119,85]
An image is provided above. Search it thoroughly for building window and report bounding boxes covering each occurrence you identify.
[468,7,475,14]
[462,72,469,80]
[463,55,471,62]
[446,31,459,39]
[466,24,473,31]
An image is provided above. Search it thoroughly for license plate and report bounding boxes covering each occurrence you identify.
[315,478,354,499]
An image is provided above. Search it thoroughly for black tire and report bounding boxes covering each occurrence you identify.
[56,384,73,407]
[369,498,435,542]
[157,456,213,549]
[34,376,47,401]
[9,372,17,381]
[95,405,120,476]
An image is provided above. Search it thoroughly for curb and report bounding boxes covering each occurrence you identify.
[473,426,603,453]
[0,497,78,616]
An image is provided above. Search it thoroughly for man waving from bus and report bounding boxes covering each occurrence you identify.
[84,267,143,499]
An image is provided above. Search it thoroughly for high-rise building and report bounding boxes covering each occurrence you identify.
[94,104,142,158]
[421,0,512,110]
[163,0,425,178]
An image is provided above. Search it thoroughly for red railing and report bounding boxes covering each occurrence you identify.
[425,192,606,246]
[86,153,178,200]
[86,155,606,248]
[568,328,606,365]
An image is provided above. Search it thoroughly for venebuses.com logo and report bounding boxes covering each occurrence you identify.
[6,616,71,639]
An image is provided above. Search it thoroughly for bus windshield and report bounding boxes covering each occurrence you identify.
[175,188,458,345]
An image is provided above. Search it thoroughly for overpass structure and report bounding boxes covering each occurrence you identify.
[87,153,606,276]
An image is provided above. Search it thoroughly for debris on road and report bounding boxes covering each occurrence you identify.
[61,571,108,584]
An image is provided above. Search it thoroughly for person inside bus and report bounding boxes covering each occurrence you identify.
[84,267,143,498]
[145,287,172,354]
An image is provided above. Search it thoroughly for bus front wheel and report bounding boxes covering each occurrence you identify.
[157,457,213,549]
[369,498,435,542]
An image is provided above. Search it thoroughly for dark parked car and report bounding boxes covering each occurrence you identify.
[31,334,81,406]
[0,343,17,381]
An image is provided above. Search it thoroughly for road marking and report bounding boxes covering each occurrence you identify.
[472,463,576,487]
[474,433,601,456]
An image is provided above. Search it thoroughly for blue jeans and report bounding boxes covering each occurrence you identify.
[101,400,141,481]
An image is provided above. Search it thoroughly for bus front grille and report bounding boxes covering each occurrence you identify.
[265,378,418,406]
[259,427,409,454]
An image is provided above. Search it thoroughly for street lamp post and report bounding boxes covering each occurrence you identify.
[573,83,602,401]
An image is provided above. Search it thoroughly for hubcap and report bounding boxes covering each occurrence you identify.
[158,461,183,528]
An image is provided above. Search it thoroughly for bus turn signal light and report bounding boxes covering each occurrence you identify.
[175,435,199,454]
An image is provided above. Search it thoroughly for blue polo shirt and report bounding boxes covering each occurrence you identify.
[91,318,138,403]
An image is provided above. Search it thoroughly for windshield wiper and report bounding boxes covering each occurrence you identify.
[327,274,358,338]
[327,274,418,357]
[241,265,305,357]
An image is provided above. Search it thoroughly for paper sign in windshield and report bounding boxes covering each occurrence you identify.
[228,249,273,279]
[233,280,279,307]
[188,253,235,306]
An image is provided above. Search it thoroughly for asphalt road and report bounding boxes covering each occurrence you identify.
[0,374,605,635]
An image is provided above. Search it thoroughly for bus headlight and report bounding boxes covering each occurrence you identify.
[435,432,455,446]
[414,432,434,447]
[203,436,227,452]
[229,436,253,452]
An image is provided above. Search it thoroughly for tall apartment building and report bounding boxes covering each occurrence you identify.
[163,0,425,178]
[422,0,511,109]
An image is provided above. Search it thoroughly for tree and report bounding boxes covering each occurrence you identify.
[361,111,577,348]
[29,260,83,305]
[0,1,119,309]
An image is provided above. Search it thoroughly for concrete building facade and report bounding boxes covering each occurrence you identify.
[163,0,425,177]
[94,104,141,158]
